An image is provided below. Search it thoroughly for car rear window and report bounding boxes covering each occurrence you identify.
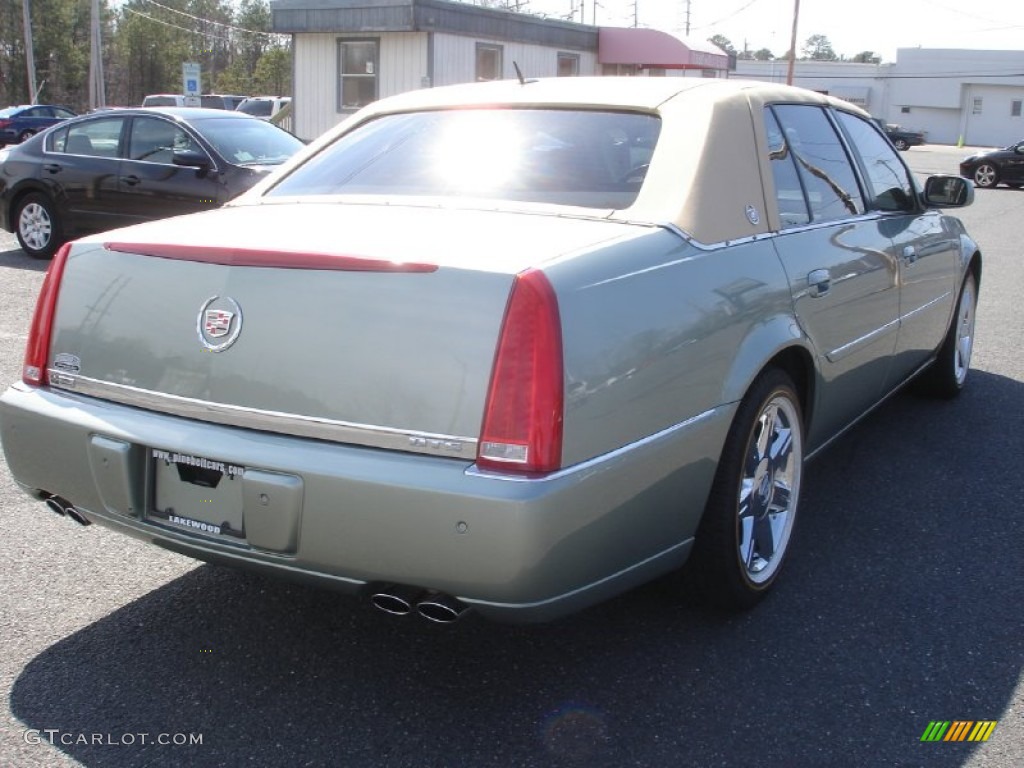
[266,108,661,209]
[238,100,273,117]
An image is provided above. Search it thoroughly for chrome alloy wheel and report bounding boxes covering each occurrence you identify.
[18,201,52,252]
[953,275,977,386]
[973,164,998,188]
[737,394,802,585]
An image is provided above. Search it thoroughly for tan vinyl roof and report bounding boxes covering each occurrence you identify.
[301,78,870,245]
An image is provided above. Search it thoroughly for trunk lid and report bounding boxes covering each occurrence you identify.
[48,203,647,457]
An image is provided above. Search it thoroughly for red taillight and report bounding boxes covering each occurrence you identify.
[477,269,564,474]
[23,242,71,386]
[0,119,11,129]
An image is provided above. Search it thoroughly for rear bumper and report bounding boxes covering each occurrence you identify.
[0,383,727,622]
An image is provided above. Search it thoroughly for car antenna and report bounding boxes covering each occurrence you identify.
[513,61,527,86]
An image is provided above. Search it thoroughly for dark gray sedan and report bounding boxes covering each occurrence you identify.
[0,107,304,258]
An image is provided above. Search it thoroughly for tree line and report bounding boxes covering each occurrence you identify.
[1,0,290,111]
[709,33,882,64]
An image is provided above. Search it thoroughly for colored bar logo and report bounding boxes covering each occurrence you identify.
[921,721,997,742]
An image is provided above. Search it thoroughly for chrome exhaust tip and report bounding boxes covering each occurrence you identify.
[44,497,68,517]
[64,506,92,526]
[43,495,91,525]
[417,592,468,624]
[370,584,423,616]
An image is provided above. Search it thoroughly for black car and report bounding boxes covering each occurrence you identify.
[871,117,925,151]
[0,104,77,145]
[959,141,1024,189]
[0,107,304,258]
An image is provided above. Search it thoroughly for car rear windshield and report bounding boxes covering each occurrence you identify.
[266,108,661,209]
[191,117,304,165]
[238,100,274,117]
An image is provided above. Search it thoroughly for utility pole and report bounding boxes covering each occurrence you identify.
[786,0,800,85]
[22,0,38,103]
[685,0,691,36]
[89,0,106,109]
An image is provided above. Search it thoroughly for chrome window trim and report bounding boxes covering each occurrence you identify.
[47,373,476,459]
[466,407,719,483]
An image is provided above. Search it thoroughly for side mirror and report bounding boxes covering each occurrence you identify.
[173,149,212,170]
[923,175,974,208]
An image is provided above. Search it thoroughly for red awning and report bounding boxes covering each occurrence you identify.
[598,27,729,70]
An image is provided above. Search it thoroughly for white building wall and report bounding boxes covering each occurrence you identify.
[431,33,598,85]
[734,60,889,115]
[293,32,430,141]
[959,83,1024,147]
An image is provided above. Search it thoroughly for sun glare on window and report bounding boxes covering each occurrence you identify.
[431,112,522,194]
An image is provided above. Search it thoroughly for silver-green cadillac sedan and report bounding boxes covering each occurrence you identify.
[0,78,979,623]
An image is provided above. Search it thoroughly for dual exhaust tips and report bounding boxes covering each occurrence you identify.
[371,584,468,624]
[44,494,91,526]
[40,495,465,622]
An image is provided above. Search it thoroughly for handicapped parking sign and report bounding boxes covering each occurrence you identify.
[182,62,201,97]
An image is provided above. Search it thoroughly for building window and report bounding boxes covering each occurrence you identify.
[557,53,580,77]
[1013,100,1022,118]
[476,44,503,81]
[900,106,911,114]
[972,97,983,115]
[338,39,378,111]
[647,67,667,77]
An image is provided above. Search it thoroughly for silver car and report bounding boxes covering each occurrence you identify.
[0,78,979,623]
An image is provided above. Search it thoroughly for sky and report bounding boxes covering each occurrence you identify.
[523,0,1023,63]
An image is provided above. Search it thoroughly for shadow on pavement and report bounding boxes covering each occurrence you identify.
[0,248,48,272]
[10,372,1023,768]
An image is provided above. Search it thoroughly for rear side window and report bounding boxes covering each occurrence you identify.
[51,117,126,157]
[835,111,917,212]
[267,108,661,210]
[768,104,864,224]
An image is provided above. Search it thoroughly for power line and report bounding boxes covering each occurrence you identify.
[123,6,235,41]
[138,0,286,38]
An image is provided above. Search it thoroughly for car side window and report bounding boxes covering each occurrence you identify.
[764,108,810,228]
[835,111,916,213]
[769,104,864,223]
[61,117,126,157]
[129,117,201,165]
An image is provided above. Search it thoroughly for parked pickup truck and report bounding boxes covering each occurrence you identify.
[873,117,925,150]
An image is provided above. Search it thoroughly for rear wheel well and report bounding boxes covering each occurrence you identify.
[763,346,815,433]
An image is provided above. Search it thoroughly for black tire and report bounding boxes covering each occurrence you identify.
[684,369,804,609]
[14,192,63,260]
[18,129,35,143]
[972,163,999,189]
[893,138,909,151]
[914,271,978,399]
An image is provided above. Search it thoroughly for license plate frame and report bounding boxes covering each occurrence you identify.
[147,448,247,542]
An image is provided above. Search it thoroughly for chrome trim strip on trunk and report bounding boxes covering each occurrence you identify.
[47,372,477,459]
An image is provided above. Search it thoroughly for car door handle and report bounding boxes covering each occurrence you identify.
[42,163,61,174]
[122,175,142,187]
[902,245,917,264]
[808,269,831,298]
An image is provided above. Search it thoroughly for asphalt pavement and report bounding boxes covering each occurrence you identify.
[0,144,1021,768]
